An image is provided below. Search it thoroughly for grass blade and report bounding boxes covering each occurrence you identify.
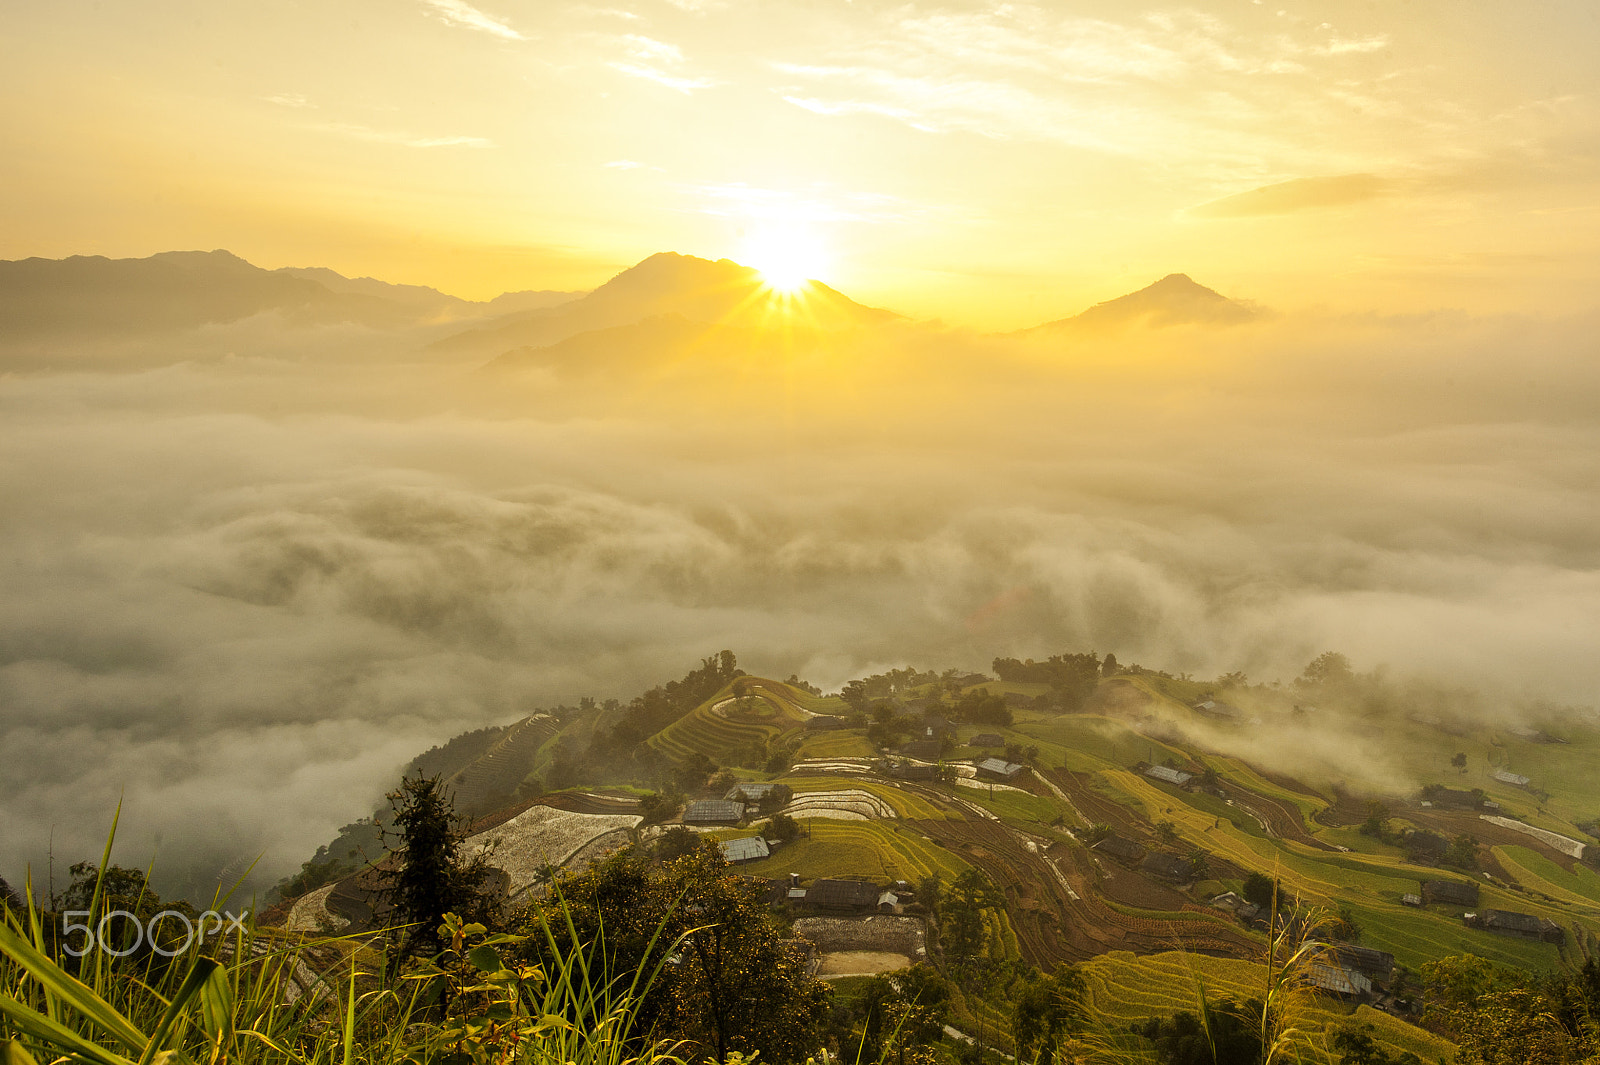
[136,958,219,1065]
[0,922,147,1054]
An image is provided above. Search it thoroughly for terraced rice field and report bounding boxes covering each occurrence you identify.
[468,803,641,897]
[648,682,810,762]
[912,818,1258,965]
[1080,950,1457,1065]
[736,818,971,883]
[779,774,956,819]
[785,789,899,820]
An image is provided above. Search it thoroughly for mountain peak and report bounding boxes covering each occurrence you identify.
[1031,272,1257,333]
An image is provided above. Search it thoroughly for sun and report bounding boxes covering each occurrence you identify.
[739,223,830,293]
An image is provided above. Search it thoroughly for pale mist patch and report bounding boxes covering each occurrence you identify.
[1,308,1598,899]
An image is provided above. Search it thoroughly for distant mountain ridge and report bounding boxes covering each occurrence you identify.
[435,251,898,360]
[0,249,587,341]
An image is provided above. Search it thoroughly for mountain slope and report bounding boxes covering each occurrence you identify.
[436,251,897,359]
[1029,273,1259,333]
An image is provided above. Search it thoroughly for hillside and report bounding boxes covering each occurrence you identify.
[283,652,1600,1062]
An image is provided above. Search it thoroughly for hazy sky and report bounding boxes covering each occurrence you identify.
[5,1,1600,325]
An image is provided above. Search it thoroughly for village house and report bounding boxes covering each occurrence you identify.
[718,836,771,864]
[976,756,1025,781]
[1144,764,1193,787]
[806,878,881,912]
[682,799,743,826]
[1093,835,1147,865]
[1421,879,1480,907]
[1468,908,1565,943]
[1140,851,1193,883]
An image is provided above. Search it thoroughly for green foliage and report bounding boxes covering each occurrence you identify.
[953,689,1012,727]
[1011,964,1086,1063]
[1297,651,1354,690]
[383,774,498,952]
[1331,1023,1423,1065]
[856,965,951,1065]
[511,845,830,1064]
[991,653,1101,712]
[1133,997,1266,1065]
[1241,873,1279,913]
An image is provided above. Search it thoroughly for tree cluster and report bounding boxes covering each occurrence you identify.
[510,844,830,1064]
[991,652,1102,712]
[1420,954,1600,1065]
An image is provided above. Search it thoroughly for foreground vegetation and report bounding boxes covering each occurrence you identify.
[10,649,1600,1064]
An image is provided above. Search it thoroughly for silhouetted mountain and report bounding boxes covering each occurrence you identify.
[277,267,583,319]
[1029,273,1258,333]
[436,252,896,359]
[0,250,591,345]
[0,250,363,339]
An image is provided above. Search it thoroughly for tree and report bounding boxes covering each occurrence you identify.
[382,773,496,951]
[1157,820,1180,845]
[768,812,800,843]
[1136,998,1265,1065]
[1298,651,1354,689]
[1452,752,1468,770]
[941,869,1002,970]
[860,965,951,1065]
[514,846,829,1064]
[1241,872,1282,912]
[1448,833,1481,869]
[1360,801,1391,839]
[1331,906,1363,943]
[1331,1024,1423,1065]
[1012,964,1087,1062]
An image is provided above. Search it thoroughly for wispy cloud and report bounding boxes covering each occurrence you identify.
[1190,173,1389,217]
[604,159,645,169]
[606,33,714,93]
[262,93,314,109]
[609,62,716,93]
[620,34,683,63]
[765,7,1416,177]
[420,0,527,41]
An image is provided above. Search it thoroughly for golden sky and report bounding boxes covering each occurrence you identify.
[4,0,1599,326]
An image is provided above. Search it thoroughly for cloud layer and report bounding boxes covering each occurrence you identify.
[2,308,1598,899]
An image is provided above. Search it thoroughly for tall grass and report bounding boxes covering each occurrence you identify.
[0,815,686,1065]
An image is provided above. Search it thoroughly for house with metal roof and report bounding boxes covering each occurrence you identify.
[976,757,1024,781]
[725,782,780,802]
[1492,769,1531,787]
[1093,835,1146,865]
[1471,909,1564,942]
[1305,960,1373,998]
[805,715,846,731]
[683,799,744,825]
[1329,944,1396,985]
[1140,852,1193,883]
[968,733,1005,748]
[719,836,771,864]
[1421,879,1480,907]
[806,878,881,912]
[1144,765,1193,787]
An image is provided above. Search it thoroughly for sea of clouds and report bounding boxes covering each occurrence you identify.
[3,308,1598,899]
